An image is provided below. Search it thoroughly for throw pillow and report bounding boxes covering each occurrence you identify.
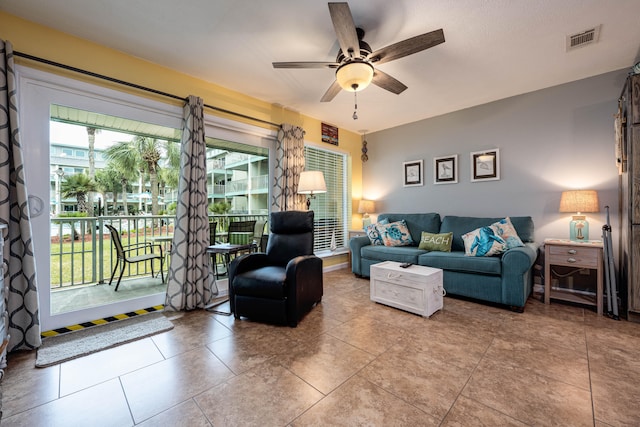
[418,231,453,252]
[490,217,524,249]
[365,218,389,246]
[462,226,506,256]
[378,220,414,247]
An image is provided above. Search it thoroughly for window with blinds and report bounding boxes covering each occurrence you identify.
[304,145,351,253]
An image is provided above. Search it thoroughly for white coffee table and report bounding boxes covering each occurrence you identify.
[370,261,444,317]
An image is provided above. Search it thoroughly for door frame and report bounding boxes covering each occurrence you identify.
[17,66,183,331]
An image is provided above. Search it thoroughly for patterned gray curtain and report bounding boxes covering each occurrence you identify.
[164,95,214,311]
[271,124,306,211]
[0,40,41,350]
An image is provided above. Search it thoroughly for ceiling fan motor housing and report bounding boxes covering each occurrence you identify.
[336,29,372,63]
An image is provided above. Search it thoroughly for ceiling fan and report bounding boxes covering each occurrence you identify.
[273,2,445,103]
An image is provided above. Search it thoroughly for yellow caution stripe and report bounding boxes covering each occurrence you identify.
[41,305,164,338]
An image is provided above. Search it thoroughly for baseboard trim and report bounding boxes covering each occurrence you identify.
[323,262,349,273]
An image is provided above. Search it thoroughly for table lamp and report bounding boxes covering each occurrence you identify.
[358,199,375,229]
[559,190,599,241]
[297,171,326,210]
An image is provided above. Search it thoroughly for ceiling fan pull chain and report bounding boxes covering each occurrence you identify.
[353,91,358,120]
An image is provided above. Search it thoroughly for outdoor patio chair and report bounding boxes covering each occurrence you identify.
[253,219,267,251]
[105,224,165,291]
[209,221,217,245]
[227,220,257,245]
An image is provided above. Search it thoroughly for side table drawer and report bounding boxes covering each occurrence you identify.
[548,245,599,268]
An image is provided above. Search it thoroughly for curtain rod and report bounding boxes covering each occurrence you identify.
[14,51,280,129]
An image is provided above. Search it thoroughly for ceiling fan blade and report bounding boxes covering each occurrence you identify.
[328,2,359,59]
[372,69,408,95]
[272,61,339,69]
[320,80,342,102]
[368,29,445,65]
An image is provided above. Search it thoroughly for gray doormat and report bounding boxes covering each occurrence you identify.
[36,312,173,367]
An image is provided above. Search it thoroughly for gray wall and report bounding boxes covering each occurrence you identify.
[364,69,628,243]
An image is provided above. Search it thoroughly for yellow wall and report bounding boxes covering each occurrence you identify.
[1,11,361,267]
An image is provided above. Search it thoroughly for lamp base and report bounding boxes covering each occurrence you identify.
[569,215,589,241]
[362,215,371,230]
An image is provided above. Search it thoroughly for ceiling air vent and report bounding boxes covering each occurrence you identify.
[566,26,601,51]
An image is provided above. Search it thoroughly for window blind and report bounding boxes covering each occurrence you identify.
[304,146,351,253]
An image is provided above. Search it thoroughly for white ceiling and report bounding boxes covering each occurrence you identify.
[3,0,640,134]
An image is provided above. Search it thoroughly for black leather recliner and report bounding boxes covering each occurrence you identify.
[228,210,323,327]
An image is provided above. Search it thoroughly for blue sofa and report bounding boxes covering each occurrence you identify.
[350,213,538,311]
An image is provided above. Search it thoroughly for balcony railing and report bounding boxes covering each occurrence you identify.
[50,214,268,289]
[250,174,269,191]
[226,179,248,193]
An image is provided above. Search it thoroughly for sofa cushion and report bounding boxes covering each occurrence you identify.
[364,218,389,246]
[378,220,414,247]
[378,213,441,245]
[462,226,506,257]
[418,231,453,252]
[419,251,502,275]
[491,217,524,249]
[361,245,426,264]
[441,216,535,251]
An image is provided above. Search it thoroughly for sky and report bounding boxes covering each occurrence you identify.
[49,121,134,150]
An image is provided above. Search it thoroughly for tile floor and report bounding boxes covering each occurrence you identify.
[2,268,640,426]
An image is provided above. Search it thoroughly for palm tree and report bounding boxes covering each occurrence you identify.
[138,136,162,215]
[105,136,164,215]
[158,140,181,208]
[104,141,139,215]
[86,127,100,216]
[209,200,232,231]
[94,167,121,215]
[61,173,97,213]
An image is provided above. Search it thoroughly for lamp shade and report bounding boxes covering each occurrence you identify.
[559,190,600,213]
[358,199,375,214]
[335,60,374,92]
[297,171,327,195]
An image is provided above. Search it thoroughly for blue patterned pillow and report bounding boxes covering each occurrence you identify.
[365,218,389,246]
[490,217,524,249]
[462,226,506,256]
[379,220,414,247]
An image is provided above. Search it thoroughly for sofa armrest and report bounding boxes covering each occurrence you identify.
[501,243,538,274]
[349,235,371,276]
[501,242,539,307]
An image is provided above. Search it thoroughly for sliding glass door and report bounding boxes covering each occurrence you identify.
[18,66,277,331]
[18,66,183,331]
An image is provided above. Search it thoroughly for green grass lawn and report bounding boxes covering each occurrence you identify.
[50,234,166,289]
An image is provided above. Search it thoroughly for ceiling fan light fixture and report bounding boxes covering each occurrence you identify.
[335,60,374,92]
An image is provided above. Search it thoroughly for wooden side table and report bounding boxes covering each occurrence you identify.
[544,238,603,315]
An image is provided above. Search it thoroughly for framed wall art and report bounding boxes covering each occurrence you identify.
[403,159,424,187]
[433,154,458,184]
[470,149,500,182]
[321,122,338,145]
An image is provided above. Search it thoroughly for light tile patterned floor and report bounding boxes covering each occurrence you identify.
[2,268,640,426]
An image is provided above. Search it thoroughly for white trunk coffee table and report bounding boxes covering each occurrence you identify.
[370,261,444,317]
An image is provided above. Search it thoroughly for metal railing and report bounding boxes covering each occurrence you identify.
[250,174,269,191]
[50,213,268,289]
[226,179,248,193]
